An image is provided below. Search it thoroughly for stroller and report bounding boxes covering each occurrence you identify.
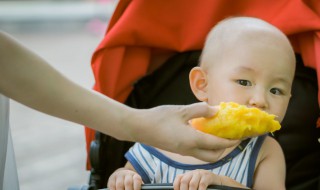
[81,1,320,189]
[85,52,320,190]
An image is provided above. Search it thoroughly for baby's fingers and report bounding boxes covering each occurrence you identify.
[198,176,210,190]
[115,175,126,190]
[107,169,142,190]
[174,172,200,190]
[198,172,221,190]
[133,174,143,190]
[173,174,183,190]
[124,173,142,190]
[108,173,122,190]
[188,172,201,190]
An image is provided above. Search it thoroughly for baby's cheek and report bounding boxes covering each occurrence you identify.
[277,104,290,123]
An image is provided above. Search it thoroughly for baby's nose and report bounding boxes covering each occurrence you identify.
[248,92,268,109]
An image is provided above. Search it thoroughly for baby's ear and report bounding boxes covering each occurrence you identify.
[189,66,209,101]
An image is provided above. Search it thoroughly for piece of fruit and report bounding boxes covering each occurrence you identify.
[191,102,281,139]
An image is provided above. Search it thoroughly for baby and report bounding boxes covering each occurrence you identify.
[107,17,295,190]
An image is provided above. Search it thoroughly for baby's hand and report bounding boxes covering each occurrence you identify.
[107,168,142,190]
[173,169,221,190]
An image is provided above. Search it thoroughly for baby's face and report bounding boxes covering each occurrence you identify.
[204,38,295,122]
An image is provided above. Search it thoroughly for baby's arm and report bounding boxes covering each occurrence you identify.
[252,136,286,190]
[173,170,249,190]
[107,162,142,190]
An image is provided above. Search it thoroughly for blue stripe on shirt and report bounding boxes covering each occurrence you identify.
[125,152,151,183]
[247,135,267,188]
[137,144,155,174]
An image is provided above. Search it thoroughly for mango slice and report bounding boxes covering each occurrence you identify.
[191,102,281,139]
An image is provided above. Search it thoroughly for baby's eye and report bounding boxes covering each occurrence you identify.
[270,88,283,95]
[236,80,252,86]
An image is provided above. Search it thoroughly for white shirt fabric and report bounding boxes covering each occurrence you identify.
[126,136,266,188]
[0,94,19,190]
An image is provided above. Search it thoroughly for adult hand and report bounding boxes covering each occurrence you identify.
[126,102,239,163]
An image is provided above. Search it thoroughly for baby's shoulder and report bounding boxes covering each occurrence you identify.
[260,136,282,153]
[256,136,284,165]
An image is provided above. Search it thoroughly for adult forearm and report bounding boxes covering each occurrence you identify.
[0,31,133,140]
[0,31,239,162]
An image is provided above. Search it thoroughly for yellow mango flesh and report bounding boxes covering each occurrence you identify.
[191,102,281,139]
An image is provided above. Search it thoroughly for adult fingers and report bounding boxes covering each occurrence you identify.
[194,130,239,150]
[181,102,218,120]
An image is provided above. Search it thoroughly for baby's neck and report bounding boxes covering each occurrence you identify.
[157,142,241,164]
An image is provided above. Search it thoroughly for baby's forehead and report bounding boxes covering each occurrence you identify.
[208,18,285,47]
[201,17,295,70]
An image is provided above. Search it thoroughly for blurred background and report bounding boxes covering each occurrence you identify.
[0,0,118,189]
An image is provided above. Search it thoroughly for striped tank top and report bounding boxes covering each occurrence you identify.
[125,135,266,188]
